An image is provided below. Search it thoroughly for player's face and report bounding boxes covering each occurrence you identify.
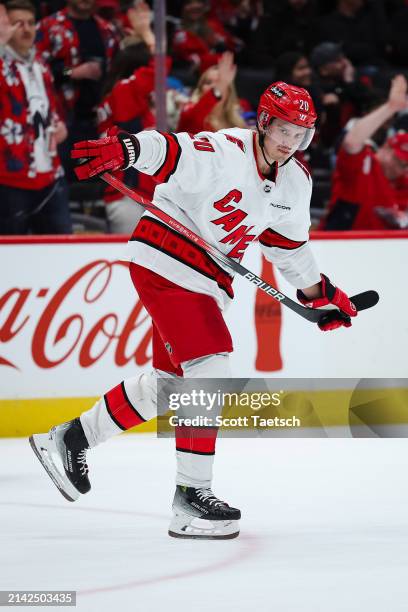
[7,10,36,56]
[263,118,307,162]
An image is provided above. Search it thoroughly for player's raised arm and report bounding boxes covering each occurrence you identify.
[342,74,408,155]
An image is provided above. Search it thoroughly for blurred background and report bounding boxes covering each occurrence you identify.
[1,0,408,234]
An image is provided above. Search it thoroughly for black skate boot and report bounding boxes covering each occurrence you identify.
[30,418,90,502]
[168,485,241,539]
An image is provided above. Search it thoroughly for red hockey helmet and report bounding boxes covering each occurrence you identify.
[257,82,317,150]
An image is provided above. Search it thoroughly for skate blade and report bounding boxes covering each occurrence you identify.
[29,433,79,502]
[168,512,240,540]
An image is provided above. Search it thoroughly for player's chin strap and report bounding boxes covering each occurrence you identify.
[257,125,275,171]
[257,124,293,179]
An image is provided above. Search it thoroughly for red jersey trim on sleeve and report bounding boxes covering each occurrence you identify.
[153,132,182,183]
[259,228,307,250]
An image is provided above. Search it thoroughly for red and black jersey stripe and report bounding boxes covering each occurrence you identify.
[104,381,146,431]
[130,217,234,298]
[259,228,307,250]
[175,425,218,455]
[153,132,182,183]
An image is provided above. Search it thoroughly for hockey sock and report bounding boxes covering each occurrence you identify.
[80,372,158,447]
[175,353,231,488]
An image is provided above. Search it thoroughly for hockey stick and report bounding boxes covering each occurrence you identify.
[101,172,379,325]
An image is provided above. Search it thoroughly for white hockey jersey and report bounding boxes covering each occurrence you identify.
[125,127,321,310]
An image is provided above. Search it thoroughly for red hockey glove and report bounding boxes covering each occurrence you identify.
[71,130,140,180]
[297,274,357,331]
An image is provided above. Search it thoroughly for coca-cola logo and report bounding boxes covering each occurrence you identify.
[0,260,152,370]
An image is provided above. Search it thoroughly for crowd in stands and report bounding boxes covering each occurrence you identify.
[0,0,408,235]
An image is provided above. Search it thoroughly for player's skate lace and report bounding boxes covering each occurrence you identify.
[195,488,224,507]
[77,448,89,476]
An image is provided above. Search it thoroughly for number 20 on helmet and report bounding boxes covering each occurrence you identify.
[257,82,317,150]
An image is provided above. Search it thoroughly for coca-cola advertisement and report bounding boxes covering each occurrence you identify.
[0,235,406,408]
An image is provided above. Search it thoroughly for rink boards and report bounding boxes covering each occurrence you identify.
[1,231,407,436]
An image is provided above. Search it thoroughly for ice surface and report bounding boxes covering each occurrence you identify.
[1,435,408,612]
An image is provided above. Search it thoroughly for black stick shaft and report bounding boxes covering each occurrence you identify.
[101,172,375,324]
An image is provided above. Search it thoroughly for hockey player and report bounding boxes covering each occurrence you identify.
[30,81,357,539]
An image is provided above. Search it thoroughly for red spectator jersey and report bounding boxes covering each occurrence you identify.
[177,89,225,133]
[326,144,404,230]
[172,18,235,70]
[0,49,62,190]
[36,9,119,116]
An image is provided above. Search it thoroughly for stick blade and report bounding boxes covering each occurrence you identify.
[350,290,379,312]
[317,289,380,328]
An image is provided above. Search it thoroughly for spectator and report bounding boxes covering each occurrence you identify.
[209,0,262,48]
[322,75,408,230]
[97,42,158,233]
[119,1,156,52]
[36,0,119,177]
[0,1,71,235]
[120,1,188,131]
[172,0,237,72]
[177,51,247,132]
[311,0,389,66]
[310,41,373,147]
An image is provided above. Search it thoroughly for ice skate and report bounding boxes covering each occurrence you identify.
[168,485,241,539]
[29,418,90,502]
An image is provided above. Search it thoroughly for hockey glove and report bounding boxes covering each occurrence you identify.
[297,274,357,331]
[71,129,140,180]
